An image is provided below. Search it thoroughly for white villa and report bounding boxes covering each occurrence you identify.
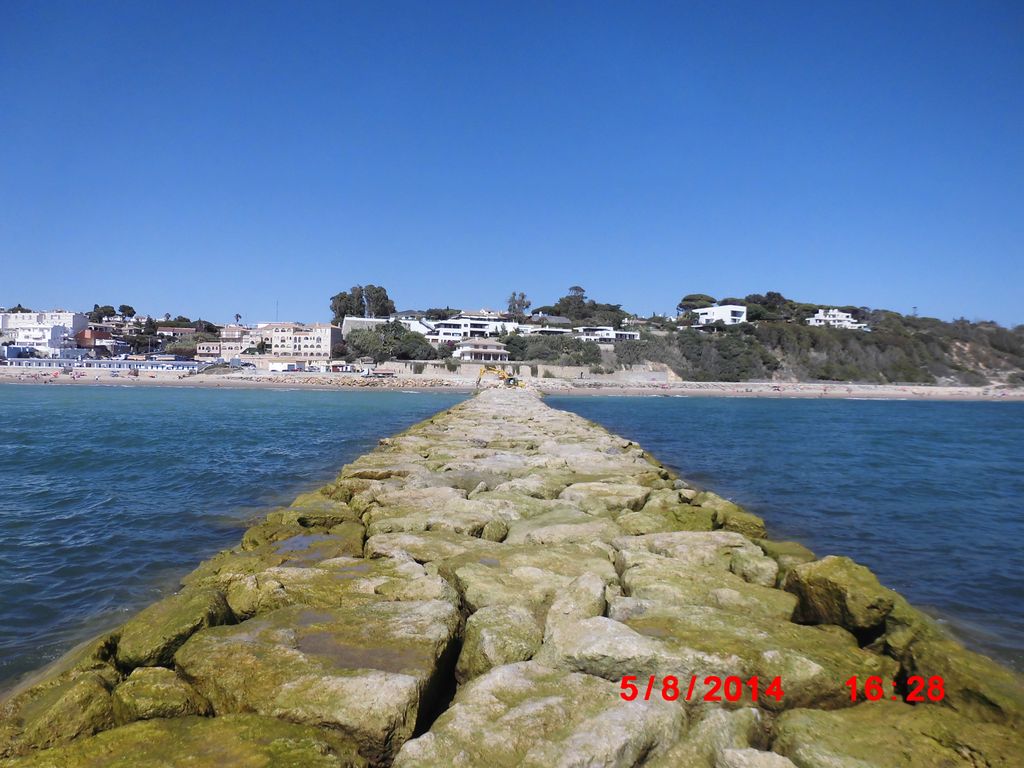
[425,313,518,344]
[453,337,510,363]
[689,305,748,326]
[806,309,868,330]
[0,310,88,356]
[572,326,641,343]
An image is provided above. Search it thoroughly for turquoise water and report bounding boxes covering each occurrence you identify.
[0,385,467,688]
[548,395,1024,671]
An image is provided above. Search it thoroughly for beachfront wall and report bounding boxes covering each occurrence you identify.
[0,388,1020,766]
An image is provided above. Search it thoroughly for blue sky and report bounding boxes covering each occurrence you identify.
[1,1,1022,326]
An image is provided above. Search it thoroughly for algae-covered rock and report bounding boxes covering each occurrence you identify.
[558,481,652,514]
[115,587,232,669]
[455,605,542,682]
[110,667,209,723]
[175,598,460,765]
[646,708,765,768]
[437,543,616,623]
[364,530,500,563]
[0,714,367,767]
[0,671,114,757]
[755,540,815,586]
[394,662,683,767]
[772,700,1023,767]
[504,508,624,545]
[718,749,797,768]
[783,556,894,633]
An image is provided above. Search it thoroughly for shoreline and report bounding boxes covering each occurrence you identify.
[1,368,1022,401]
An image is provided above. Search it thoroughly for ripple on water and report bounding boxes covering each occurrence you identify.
[0,385,468,689]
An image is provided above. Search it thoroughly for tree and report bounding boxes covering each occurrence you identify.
[507,291,531,322]
[162,313,171,321]
[363,285,396,318]
[89,304,116,323]
[676,294,716,313]
[118,304,136,318]
[8,304,32,313]
[143,317,157,334]
[234,313,242,324]
[330,286,366,323]
[424,307,459,320]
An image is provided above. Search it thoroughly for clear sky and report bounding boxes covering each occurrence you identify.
[1,1,1022,326]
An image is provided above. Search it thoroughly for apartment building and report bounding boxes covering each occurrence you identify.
[270,323,342,358]
[0,310,89,356]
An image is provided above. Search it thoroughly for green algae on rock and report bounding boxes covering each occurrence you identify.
[2,388,1022,767]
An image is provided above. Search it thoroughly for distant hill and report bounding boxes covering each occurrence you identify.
[616,303,1024,385]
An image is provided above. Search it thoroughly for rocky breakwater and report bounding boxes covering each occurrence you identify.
[1,388,1022,767]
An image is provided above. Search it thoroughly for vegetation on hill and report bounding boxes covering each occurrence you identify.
[344,321,438,364]
[500,333,602,366]
[617,293,1024,385]
[533,286,629,328]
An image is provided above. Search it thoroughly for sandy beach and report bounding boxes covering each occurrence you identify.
[2,368,1021,401]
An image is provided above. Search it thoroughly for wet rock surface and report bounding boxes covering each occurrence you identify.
[2,388,1021,766]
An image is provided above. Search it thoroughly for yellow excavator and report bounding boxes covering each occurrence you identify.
[475,366,525,389]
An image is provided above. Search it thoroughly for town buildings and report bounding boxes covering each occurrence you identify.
[806,308,868,330]
[0,310,89,356]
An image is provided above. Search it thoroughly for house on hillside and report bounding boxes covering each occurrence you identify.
[689,305,748,326]
[806,309,868,330]
[454,337,510,363]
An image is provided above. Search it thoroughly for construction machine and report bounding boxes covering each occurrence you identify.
[475,366,525,389]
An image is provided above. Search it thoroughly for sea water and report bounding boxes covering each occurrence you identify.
[548,395,1024,671]
[0,385,467,688]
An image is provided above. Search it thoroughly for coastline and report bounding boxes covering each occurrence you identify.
[2,368,1022,401]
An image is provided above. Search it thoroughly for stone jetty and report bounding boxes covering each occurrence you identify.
[1,388,1021,766]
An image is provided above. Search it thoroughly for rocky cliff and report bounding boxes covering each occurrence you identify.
[1,388,1021,767]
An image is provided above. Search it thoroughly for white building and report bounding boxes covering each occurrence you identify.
[453,337,510,363]
[425,313,518,345]
[519,326,571,337]
[572,326,641,343]
[806,309,868,330]
[689,305,748,326]
[0,310,88,356]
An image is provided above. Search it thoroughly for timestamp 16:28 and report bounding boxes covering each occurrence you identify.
[844,675,945,702]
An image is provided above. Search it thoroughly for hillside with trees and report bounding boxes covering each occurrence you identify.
[619,292,1024,385]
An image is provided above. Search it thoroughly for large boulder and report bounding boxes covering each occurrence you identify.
[436,544,617,623]
[558,481,652,515]
[773,700,1022,767]
[110,667,209,723]
[115,587,233,669]
[646,708,765,768]
[174,598,460,765]
[0,671,115,758]
[783,556,895,633]
[0,714,367,767]
[394,662,683,767]
[755,540,815,586]
[455,605,542,682]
